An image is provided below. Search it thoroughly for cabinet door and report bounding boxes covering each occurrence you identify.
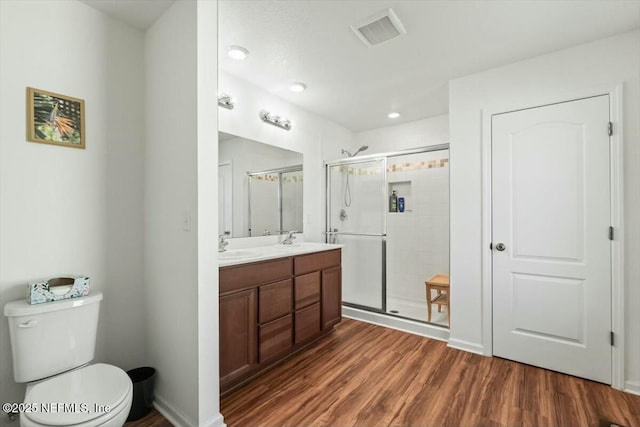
[295,302,321,344]
[295,249,341,275]
[259,314,292,362]
[295,271,320,309]
[220,289,257,388]
[259,279,293,324]
[321,266,342,330]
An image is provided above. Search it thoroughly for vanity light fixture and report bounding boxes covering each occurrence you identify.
[289,82,307,93]
[227,45,249,60]
[259,110,292,131]
[388,112,400,119]
[218,94,235,109]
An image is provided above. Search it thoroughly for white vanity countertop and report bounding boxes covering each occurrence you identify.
[218,242,343,268]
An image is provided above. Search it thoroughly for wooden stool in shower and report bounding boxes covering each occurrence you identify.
[425,274,450,325]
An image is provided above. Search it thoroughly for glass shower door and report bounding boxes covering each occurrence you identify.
[327,158,386,311]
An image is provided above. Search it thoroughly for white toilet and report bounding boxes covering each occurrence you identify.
[4,292,133,426]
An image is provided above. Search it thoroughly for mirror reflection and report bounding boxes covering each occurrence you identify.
[218,132,303,238]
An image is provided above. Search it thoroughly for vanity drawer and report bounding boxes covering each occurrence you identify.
[259,279,293,324]
[294,272,320,309]
[220,257,292,294]
[294,249,341,275]
[259,314,292,362]
[295,302,321,344]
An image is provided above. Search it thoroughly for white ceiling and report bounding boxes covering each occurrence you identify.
[219,0,640,132]
[81,0,639,132]
[81,0,174,30]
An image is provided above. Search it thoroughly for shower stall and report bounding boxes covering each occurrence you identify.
[326,145,450,327]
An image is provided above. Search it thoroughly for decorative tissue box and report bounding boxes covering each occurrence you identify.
[26,276,90,305]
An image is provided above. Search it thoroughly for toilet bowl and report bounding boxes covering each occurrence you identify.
[20,364,133,427]
[4,293,134,427]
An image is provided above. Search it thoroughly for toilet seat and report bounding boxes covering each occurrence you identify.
[22,364,132,426]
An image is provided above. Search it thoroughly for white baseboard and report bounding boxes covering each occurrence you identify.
[625,380,640,396]
[202,412,226,427]
[342,306,450,342]
[154,394,195,427]
[447,338,486,355]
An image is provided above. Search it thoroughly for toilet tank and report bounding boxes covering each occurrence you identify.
[4,292,103,383]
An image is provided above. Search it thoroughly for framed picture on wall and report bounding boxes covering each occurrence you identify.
[26,87,85,149]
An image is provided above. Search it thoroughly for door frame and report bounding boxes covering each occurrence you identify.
[480,83,624,390]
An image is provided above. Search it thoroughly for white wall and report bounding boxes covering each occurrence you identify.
[353,114,449,155]
[145,1,222,426]
[219,71,353,242]
[196,1,221,425]
[144,1,198,424]
[0,1,146,423]
[449,29,640,392]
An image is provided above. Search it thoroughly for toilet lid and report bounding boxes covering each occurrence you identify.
[23,364,132,426]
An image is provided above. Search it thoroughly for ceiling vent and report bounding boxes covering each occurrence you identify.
[350,8,406,47]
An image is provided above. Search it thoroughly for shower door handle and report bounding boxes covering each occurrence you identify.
[330,232,387,237]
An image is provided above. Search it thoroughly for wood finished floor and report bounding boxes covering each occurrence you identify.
[124,409,172,427]
[221,318,640,427]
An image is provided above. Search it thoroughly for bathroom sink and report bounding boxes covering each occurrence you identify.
[272,242,324,251]
[273,243,304,249]
[218,250,261,260]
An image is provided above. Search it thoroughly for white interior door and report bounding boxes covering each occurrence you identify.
[218,162,233,236]
[492,95,611,384]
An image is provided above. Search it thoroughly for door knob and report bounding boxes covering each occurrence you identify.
[495,243,506,251]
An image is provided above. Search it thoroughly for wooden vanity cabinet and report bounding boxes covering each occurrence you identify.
[219,249,341,394]
[259,314,293,361]
[295,302,321,343]
[258,278,293,362]
[322,266,342,330]
[259,279,293,324]
[293,271,321,344]
[219,288,257,390]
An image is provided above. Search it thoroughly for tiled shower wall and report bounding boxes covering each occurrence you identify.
[386,150,450,310]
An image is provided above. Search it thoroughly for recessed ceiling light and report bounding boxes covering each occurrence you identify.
[227,45,249,60]
[289,82,307,93]
[388,112,400,119]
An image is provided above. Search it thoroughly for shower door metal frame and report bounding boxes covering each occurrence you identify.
[248,164,302,236]
[325,156,387,313]
[325,144,450,320]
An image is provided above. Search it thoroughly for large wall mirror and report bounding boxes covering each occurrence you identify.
[218,132,303,238]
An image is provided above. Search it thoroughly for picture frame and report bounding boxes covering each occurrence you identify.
[26,87,85,149]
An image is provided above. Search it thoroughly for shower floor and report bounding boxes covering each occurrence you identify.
[386,295,449,327]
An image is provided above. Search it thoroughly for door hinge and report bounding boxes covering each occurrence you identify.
[610,331,615,346]
[608,122,613,136]
[609,226,614,241]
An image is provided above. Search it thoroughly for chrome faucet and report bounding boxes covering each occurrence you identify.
[282,231,301,245]
[218,231,230,252]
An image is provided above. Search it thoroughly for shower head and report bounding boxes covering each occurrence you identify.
[341,145,369,158]
[353,145,368,156]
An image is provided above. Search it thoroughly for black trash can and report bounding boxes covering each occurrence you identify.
[126,367,156,421]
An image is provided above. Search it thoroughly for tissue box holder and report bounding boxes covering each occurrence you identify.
[26,276,90,305]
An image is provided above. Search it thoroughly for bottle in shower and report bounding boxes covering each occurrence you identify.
[389,190,398,212]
